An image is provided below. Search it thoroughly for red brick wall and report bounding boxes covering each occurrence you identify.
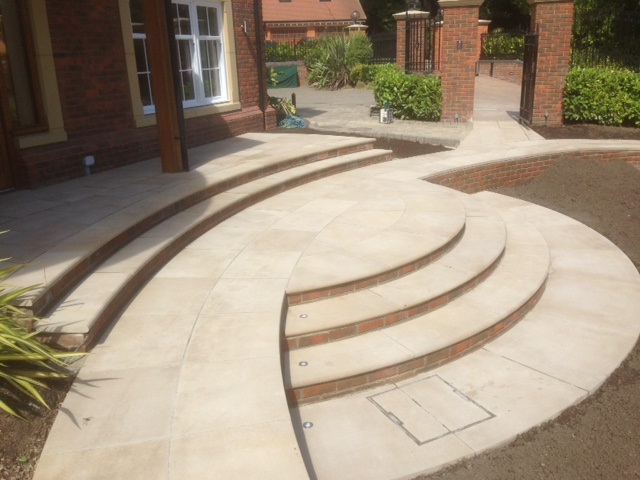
[477,60,523,85]
[395,19,406,71]
[426,150,640,193]
[15,0,270,188]
[529,0,574,126]
[439,6,480,123]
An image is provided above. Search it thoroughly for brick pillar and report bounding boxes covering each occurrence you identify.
[438,0,483,123]
[528,0,574,126]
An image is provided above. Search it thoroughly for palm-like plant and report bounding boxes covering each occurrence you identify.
[0,258,82,418]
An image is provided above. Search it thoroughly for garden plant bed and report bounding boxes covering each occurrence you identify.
[1,124,639,480]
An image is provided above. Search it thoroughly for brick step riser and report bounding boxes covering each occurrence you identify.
[286,248,506,349]
[40,150,393,351]
[288,280,547,406]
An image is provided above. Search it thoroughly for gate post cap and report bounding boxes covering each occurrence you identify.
[527,0,573,4]
[438,0,484,7]
[393,10,430,20]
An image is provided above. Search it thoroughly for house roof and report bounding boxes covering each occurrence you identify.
[262,0,367,24]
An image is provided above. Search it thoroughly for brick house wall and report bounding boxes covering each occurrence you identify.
[14,0,273,188]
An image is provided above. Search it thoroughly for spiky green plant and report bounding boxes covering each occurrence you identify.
[0,258,82,418]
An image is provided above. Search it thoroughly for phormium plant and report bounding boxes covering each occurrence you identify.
[0,257,82,418]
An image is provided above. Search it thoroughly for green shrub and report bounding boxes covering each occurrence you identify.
[564,67,640,127]
[306,35,373,90]
[481,33,525,60]
[351,63,394,86]
[373,65,442,121]
[268,95,297,123]
[0,260,82,418]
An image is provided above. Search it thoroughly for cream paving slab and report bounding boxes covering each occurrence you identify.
[82,314,197,372]
[155,247,240,279]
[426,349,588,452]
[199,277,289,315]
[172,356,290,436]
[35,439,170,480]
[485,309,639,392]
[123,277,219,316]
[41,365,181,453]
[184,312,281,362]
[169,421,308,480]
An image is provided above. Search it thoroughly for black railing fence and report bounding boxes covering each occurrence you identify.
[369,31,397,64]
[572,10,640,71]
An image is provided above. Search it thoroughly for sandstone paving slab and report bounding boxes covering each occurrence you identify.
[81,314,197,372]
[425,349,588,452]
[485,310,639,392]
[155,247,240,279]
[35,439,170,480]
[184,312,281,362]
[172,356,291,437]
[200,277,289,315]
[169,421,308,479]
[123,277,219,316]
[41,365,181,454]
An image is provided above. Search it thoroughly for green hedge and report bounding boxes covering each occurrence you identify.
[564,67,640,127]
[350,63,393,86]
[373,65,442,121]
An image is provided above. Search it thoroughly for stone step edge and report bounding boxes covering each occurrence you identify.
[287,280,547,406]
[286,224,466,306]
[286,247,506,350]
[25,140,376,319]
[37,149,393,351]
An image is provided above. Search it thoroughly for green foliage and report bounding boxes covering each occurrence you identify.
[306,35,373,90]
[350,63,393,86]
[481,33,525,60]
[480,0,530,31]
[373,65,441,121]
[0,259,82,418]
[564,67,640,127]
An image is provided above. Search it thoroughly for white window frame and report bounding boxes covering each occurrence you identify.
[133,0,228,114]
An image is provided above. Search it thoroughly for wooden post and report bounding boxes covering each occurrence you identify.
[141,0,188,173]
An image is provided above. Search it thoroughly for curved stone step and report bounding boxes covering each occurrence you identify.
[286,183,467,304]
[7,134,376,319]
[285,195,506,349]
[37,148,393,350]
[292,193,640,480]
[285,217,550,404]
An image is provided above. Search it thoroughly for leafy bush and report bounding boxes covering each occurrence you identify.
[564,67,640,127]
[306,35,373,90]
[351,63,394,86]
[373,65,442,121]
[481,33,525,60]
[0,260,82,418]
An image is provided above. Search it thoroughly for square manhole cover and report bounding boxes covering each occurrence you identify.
[369,375,494,445]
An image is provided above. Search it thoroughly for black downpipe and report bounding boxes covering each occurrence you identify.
[253,0,267,129]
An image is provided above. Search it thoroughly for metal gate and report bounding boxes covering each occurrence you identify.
[370,31,397,65]
[519,29,539,124]
[405,11,441,74]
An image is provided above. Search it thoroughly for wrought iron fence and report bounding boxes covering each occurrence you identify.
[480,32,526,60]
[405,10,442,74]
[572,10,640,71]
[369,31,397,65]
[265,39,315,62]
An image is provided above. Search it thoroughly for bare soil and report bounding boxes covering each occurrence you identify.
[1,124,638,480]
